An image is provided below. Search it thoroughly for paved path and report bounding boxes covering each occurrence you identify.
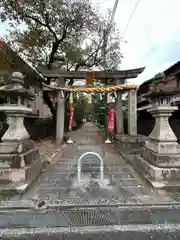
[3,123,180,239]
[22,123,171,204]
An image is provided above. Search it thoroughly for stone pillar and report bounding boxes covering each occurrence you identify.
[56,77,65,145]
[115,79,124,135]
[128,89,137,136]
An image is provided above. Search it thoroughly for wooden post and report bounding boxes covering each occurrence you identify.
[56,77,65,145]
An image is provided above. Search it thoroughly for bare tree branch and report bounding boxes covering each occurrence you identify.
[23,13,58,40]
[75,37,104,71]
[47,26,68,69]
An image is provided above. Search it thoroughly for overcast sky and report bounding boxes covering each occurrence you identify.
[94,0,180,83]
[0,0,180,84]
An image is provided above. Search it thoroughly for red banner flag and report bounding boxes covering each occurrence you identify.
[69,104,75,131]
[108,108,115,132]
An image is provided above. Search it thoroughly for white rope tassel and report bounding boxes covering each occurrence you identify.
[99,93,102,101]
[76,92,79,99]
[107,92,110,103]
[61,91,64,98]
[114,92,117,99]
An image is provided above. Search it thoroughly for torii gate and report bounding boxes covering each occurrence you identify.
[39,67,145,144]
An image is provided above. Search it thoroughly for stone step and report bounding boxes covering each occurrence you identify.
[1,224,179,239]
[0,204,180,239]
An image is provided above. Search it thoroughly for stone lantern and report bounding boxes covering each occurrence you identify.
[144,73,179,148]
[131,73,180,189]
[0,72,42,192]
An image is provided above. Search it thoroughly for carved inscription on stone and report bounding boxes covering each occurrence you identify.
[162,117,177,141]
[128,90,137,136]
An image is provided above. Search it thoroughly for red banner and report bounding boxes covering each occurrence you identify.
[69,104,75,131]
[108,108,115,132]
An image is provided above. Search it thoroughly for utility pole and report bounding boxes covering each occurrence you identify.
[102,0,119,68]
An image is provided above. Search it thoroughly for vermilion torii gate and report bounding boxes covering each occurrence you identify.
[39,67,145,144]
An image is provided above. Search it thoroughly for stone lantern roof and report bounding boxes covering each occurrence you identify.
[0,72,35,99]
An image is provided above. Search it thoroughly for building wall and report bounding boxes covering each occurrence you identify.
[137,81,151,96]
[30,86,52,119]
[164,78,177,88]
[176,74,180,88]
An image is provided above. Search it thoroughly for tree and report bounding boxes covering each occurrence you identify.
[0,0,121,120]
[0,75,6,105]
[64,95,87,133]
[92,93,106,126]
[74,96,87,127]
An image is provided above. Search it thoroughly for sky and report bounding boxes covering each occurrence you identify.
[0,0,180,84]
[93,0,180,83]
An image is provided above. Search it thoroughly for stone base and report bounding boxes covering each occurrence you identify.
[0,139,39,168]
[115,134,148,153]
[0,157,42,195]
[0,139,42,195]
[127,153,180,189]
[143,146,180,167]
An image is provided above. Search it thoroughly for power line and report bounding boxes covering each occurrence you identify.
[121,0,141,37]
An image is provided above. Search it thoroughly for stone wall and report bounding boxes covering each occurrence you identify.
[0,118,55,141]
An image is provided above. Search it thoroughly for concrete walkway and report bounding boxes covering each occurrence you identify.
[22,123,171,204]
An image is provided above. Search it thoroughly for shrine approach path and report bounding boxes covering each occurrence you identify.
[22,122,171,204]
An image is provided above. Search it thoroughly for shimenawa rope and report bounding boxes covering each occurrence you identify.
[43,83,138,93]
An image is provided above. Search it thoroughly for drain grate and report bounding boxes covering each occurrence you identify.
[61,209,118,226]
[1,205,180,230]
[0,209,119,229]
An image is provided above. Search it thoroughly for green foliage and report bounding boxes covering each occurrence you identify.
[64,95,87,132]
[74,96,87,127]
[0,74,7,104]
[92,93,107,126]
[64,100,71,133]
[0,0,122,122]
